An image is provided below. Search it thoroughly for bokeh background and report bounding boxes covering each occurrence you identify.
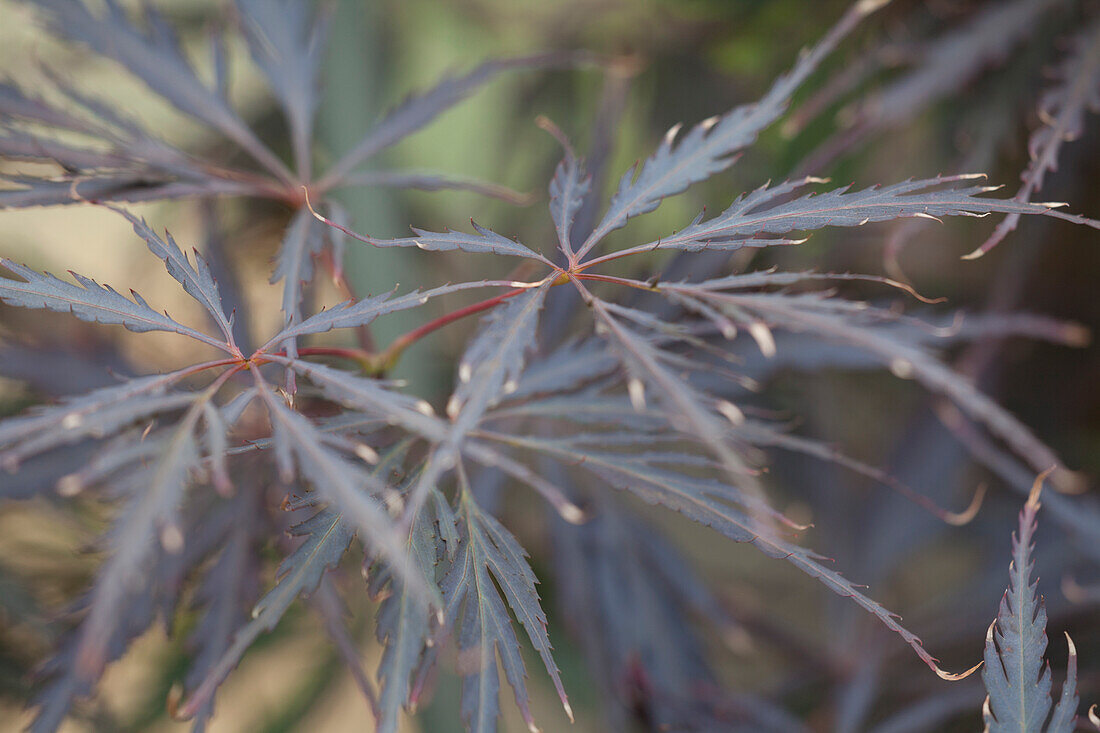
[1,0,1099,730]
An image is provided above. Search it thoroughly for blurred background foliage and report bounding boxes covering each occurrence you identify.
[1,0,1099,731]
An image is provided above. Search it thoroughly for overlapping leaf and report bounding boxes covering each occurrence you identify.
[434,478,570,732]
[550,494,793,731]
[369,489,453,733]
[660,284,1072,483]
[0,370,200,470]
[543,120,590,259]
[177,505,355,721]
[447,284,551,431]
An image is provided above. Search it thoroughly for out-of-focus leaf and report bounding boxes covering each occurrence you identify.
[235,0,330,176]
[971,14,1100,256]
[29,0,292,181]
[320,52,592,186]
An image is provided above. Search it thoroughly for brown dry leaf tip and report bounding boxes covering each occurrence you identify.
[1059,322,1092,348]
[945,483,986,527]
[1088,703,1099,728]
[960,245,988,261]
[1026,466,1057,511]
[535,115,575,157]
[882,276,946,304]
[165,683,184,720]
[1061,574,1094,604]
[935,659,983,681]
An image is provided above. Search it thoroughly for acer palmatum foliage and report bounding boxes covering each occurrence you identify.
[2,0,1099,731]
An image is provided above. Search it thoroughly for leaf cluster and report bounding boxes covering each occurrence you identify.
[2,1,1100,731]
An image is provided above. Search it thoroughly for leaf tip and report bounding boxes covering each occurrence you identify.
[945,484,985,526]
[559,502,587,525]
[935,659,983,681]
[748,321,776,359]
[716,399,745,425]
[1026,467,1056,510]
[626,377,646,411]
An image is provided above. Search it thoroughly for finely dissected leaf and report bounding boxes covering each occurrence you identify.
[0,80,105,132]
[29,0,292,181]
[971,14,1100,257]
[480,429,965,680]
[0,260,229,351]
[503,338,618,402]
[320,52,589,186]
[259,393,424,597]
[270,356,448,442]
[438,477,570,732]
[321,218,553,264]
[590,176,1097,260]
[267,281,503,347]
[448,284,551,432]
[550,494,785,731]
[235,0,329,176]
[177,506,354,721]
[542,119,590,259]
[116,210,235,345]
[574,0,890,259]
[27,504,220,733]
[589,298,764,506]
[186,433,412,723]
[370,491,450,733]
[30,399,209,731]
[0,76,228,210]
[0,174,252,209]
[1046,635,1080,733]
[0,370,201,470]
[668,286,1072,483]
[398,284,558,528]
[183,492,261,730]
[271,208,324,323]
[982,475,1080,733]
[481,432,789,538]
